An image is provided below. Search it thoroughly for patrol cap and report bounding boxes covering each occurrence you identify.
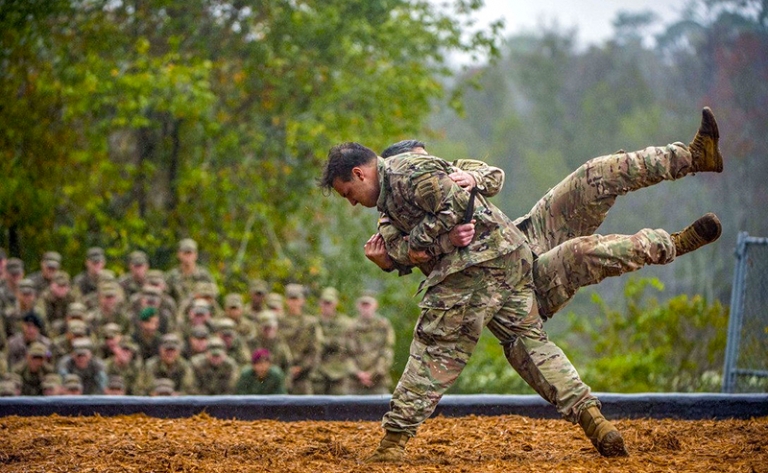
[141,284,162,297]
[207,336,226,356]
[23,311,44,331]
[63,374,83,390]
[97,269,117,283]
[152,377,175,395]
[265,293,283,309]
[0,380,16,396]
[251,348,271,363]
[357,293,377,305]
[139,307,158,321]
[215,317,237,335]
[285,283,304,299]
[191,299,211,314]
[72,337,93,355]
[257,310,278,328]
[67,302,87,318]
[28,342,48,358]
[42,251,62,268]
[102,322,122,338]
[99,281,121,298]
[54,270,71,286]
[118,339,139,354]
[107,375,125,391]
[146,269,165,285]
[161,333,182,350]
[193,281,218,298]
[6,258,23,275]
[178,238,198,252]
[128,250,148,266]
[224,293,243,309]
[249,279,269,294]
[320,287,338,303]
[42,374,62,391]
[87,247,105,262]
[67,319,88,336]
[190,325,210,339]
[18,278,36,294]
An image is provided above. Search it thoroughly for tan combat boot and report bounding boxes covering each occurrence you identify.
[364,430,409,463]
[671,213,722,257]
[579,406,629,457]
[689,106,723,173]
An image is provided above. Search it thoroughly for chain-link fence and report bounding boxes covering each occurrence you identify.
[722,232,768,393]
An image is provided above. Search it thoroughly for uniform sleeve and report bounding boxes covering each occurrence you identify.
[378,215,414,276]
[452,159,505,197]
[408,171,469,252]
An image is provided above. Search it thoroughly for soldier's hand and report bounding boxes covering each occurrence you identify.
[408,247,431,264]
[449,220,475,247]
[365,233,395,271]
[449,170,476,189]
[357,371,373,387]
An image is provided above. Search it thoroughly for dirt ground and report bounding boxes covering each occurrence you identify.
[1,414,766,472]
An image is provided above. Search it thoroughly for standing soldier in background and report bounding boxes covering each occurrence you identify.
[118,251,150,299]
[1,258,25,310]
[28,252,62,294]
[312,287,353,395]
[281,284,322,394]
[190,336,239,395]
[247,279,269,321]
[73,247,106,298]
[165,238,215,304]
[87,282,132,335]
[347,293,395,395]
[41,271,78,335]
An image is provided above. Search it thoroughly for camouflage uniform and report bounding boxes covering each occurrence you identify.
[104,352,144,395]
[313,314,353,395]
[280,313,322,395]
[190,339,239,395]
[347,309,395,395]
[143,355,196,395]
[376,154,597,436]
[165,267,215,305]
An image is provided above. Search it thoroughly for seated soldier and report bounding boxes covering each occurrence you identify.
[190,336,239,395]
[143,333,196,395]
[13,342,55,396]
[58,338,107,395]
[236,349,286,395]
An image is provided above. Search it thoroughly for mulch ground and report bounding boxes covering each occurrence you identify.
[1,414,766,472]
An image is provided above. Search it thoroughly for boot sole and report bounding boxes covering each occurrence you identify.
[597,431,629,457]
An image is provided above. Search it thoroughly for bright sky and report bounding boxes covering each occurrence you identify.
[472,0,692,49]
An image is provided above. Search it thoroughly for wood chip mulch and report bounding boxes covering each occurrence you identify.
[1,414,766,472]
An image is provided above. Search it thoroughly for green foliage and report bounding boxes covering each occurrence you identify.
[565,277,729,392]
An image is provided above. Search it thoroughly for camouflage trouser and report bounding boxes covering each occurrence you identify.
[514,143,690,317]
[312,376,350,395]
[382,245,597,436]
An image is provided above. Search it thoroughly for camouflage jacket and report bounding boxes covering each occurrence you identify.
[315,315,354,381]
[280,313,322,380]
[347,314,395,382]
[143,356,196,395]
[104,357,144,395]
[190,353,240,395]
[376,155,526,290]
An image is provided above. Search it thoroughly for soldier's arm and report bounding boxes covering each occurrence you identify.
[451,159,505,196]
[407,171,469,253]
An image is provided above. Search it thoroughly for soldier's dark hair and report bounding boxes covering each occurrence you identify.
[380,139,427,158]
[319,142,378,191]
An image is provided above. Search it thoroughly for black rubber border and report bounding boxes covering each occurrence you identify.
[1,393,766,421]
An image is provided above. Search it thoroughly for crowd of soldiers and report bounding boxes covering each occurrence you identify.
[0,239,395,397]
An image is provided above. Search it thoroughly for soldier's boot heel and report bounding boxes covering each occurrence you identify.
[689,107,723,173]
[579,406,629,457]
[670,213,722,257]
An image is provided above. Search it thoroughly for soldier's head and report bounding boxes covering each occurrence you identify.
[66,302,87,324]
[319,287,339,317]
[98,282,122,310]
[380,139,428,158]
[18,278,37,308]
[138,307,160,333]
[128,250,149,278]
[206,336,227,366]
[257,310,279,339]
[140,284,162,308]
[63,374,83,395]
[189,325,210,354]
[22,311,44,340]
[356,293,378,318]
[85,247,106,275]
[215,318,237,347]
[66,319,89,341]
[42,374,62,396]
[51,271,71,298]
[104,375,126,395]
[321,142,381,208]
[40,251,62,279]
[251,348,272,378]
[115,340,138,365]
[249,279,269,306]
[159,333,182,363]
[151,378,175,396]
[265,292,284,315]
[224,293,244,320]
[102,323,123,348]
[188,298,212,325]
[284,284,305,315]
[26,342,48,371]
[146,269,166,291]
[177,238,198,266]
[72,338,94,369]
[5,257,24,284]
